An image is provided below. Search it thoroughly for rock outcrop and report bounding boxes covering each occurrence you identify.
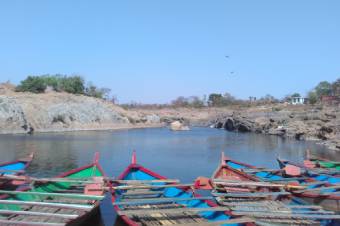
[212,105,340,151]
[0,84,162,134]
[170,121,190,131]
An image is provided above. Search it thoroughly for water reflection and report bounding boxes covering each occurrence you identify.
[0,128,337,182]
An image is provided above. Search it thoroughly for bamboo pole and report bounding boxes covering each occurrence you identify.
[212,180,305,189]
[212,191,291,198]
[0,190,104,200]
[0,169,25,173]
[219,202,323,210]
[231,209,334,215]
[118,207,232,215]
[0,209,78,219]
[294,185,340,194]
[0,175,179,185]
[113,196,214,206]
[0,220,64,226]
[111,183,194,190]
[161,217,254,225]
[0,175,99,184]
[261,177,309,182]
[232,211,340,219]
[0,199,93,210]
[111,179,180,184]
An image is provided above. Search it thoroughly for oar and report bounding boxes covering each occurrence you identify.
[99,192,118,226]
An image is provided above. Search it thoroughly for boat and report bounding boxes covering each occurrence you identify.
[305,156,340,171]
[208,153,340,225]
[218,153,340,216]
[0,152,34,175]
[0,153,34,189]
[0,152,106,226]
[277,157,340,176]
[110,151,254,226]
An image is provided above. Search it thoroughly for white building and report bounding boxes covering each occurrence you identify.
[291,97,307,105]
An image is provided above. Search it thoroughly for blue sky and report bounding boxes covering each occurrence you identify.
[0,1,339,103]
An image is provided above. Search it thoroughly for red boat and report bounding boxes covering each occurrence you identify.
[218,153,340,212]
[0,152,106,226]
[111,151,254,226]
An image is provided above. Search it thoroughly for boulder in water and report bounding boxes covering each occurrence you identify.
[170,121,190,131]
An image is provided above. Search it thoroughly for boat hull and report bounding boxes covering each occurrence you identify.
[299,195,340,212]
[224,156,340,213]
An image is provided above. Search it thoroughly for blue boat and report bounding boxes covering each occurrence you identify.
[220,153,340,219]
[0,153,34,189]
[0,153,33,175]
[111,151,254,226]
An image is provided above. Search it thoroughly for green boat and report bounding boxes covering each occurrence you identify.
[309,157,340,170]
[0,153,106,226]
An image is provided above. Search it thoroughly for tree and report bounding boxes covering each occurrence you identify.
[331,79,340,96]
[188,96,204,108]
[16,76,47,93]
[208,93,223,106]
[308,91,318,104]
[60,76,85,94]
[315,81,332,97]
[259,94,278,104]
[291,93,301,98]
[171,96,189,107]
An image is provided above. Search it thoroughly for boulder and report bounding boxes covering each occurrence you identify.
[170,121,190,131]
[143,114,161,124]
[223,118,235,131]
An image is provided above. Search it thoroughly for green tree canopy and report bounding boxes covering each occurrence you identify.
[291,93,301,98]
[315,81,332,97]
[308,91,318,104]
[331,79,340,96]
[208,93,224,106]
[16,74,110,99]
[16,76,47,93]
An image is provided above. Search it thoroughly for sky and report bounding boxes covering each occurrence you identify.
[0,1,339,103]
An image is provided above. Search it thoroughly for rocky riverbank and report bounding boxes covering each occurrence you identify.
[211,105,340,151]
[0,84,163,134]
[1,83,339,151]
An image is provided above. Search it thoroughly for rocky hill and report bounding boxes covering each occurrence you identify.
[1,83,339,152]
[0,83,162,134]
[211,105,340,151]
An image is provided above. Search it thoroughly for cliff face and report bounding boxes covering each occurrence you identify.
[0,85,161,134]
[212,105,340,151]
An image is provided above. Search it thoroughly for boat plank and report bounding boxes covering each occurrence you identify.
[0,200,93,210]
[0,219,64,226]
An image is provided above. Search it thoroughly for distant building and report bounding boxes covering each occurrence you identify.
[320,95,340,105]
[290,97,307,105]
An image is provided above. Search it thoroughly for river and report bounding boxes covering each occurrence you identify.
[1,127,339,225]
[0,127,337,181]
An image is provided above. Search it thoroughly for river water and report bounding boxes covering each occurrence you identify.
[1,127,339,225]
[0,127,338,181]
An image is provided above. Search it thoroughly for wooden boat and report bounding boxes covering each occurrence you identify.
[0,153,34,189]
[277,158,340,176]
[0,153,34,175]
[111,151,254,226]
[305,156,340,171]
[0,152,106,226]
[219,153,340,214]
[209,153,340,225]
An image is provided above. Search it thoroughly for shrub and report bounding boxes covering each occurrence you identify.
[16,76,47,93]
[15,75,111,99]
[60,76,84,94]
